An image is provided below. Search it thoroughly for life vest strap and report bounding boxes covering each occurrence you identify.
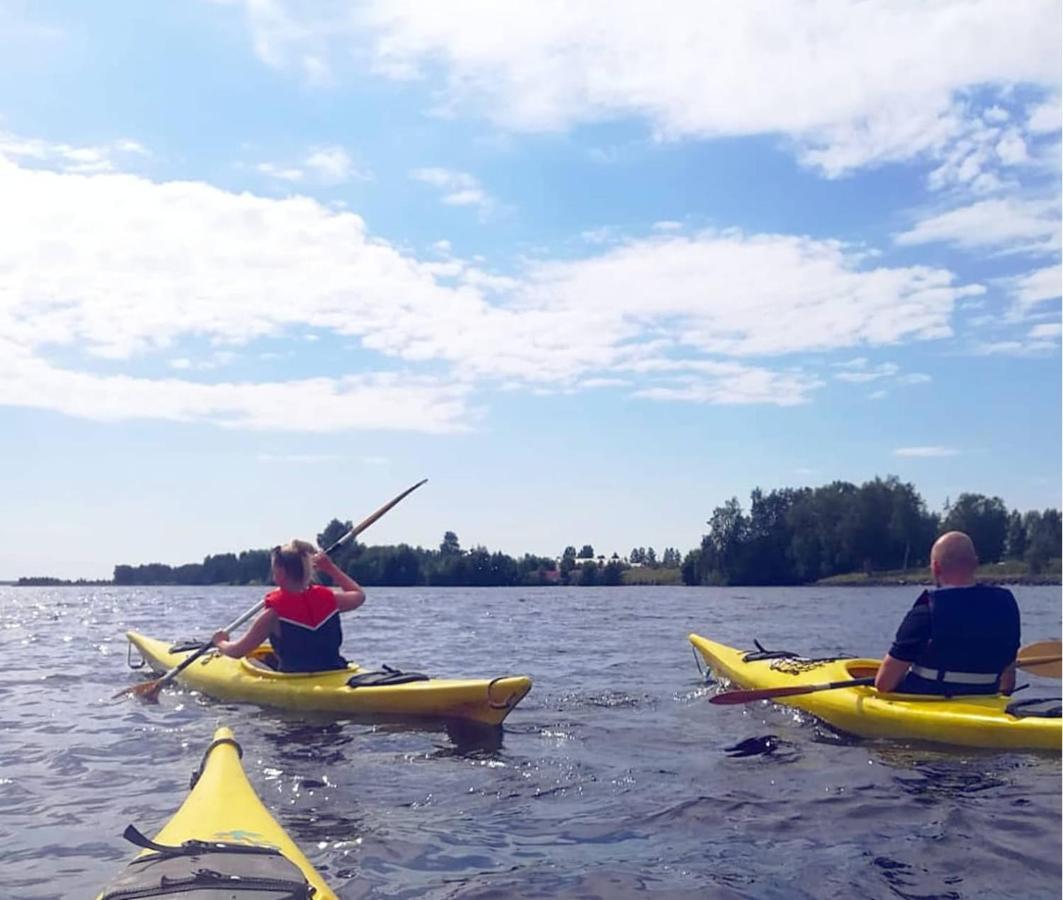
[909,665,999,685]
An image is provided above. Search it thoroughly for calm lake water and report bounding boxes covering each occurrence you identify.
[0,585,1059,899]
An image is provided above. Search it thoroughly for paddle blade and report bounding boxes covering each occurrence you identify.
[112,678,164,703]
[1017,640,1062,678]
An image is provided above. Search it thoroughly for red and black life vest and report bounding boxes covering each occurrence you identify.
[264,584,346,673]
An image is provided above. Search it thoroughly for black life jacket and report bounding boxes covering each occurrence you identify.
[900,584,1020,695]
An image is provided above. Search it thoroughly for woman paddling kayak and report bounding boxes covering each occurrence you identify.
[212,540,365,672]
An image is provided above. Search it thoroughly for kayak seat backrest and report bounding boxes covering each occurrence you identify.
[348,665,430,688]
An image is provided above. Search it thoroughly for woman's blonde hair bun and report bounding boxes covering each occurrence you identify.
[271,539,317,590]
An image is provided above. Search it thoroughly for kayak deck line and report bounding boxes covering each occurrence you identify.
[124,630,532,726]
[690,633,1061,751]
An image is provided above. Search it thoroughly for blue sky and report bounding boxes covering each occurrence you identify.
[0,1,1060,579]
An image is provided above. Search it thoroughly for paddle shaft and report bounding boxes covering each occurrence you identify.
[125,479,427,698]
[1019,654,1062,667]
[320,478,427,556]
[709,647,1063,705]
[709,676,875,705]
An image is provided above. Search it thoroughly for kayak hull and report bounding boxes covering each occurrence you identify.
[126,631,532,726]
[98,726,336,899]
[690,633,1061,751]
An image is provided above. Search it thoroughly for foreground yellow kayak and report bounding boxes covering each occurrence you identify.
[690,634,1061,751]
[98,726,336,899]
[126,631,532,726]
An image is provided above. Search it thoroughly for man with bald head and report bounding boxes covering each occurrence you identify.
[874,531,1020,695]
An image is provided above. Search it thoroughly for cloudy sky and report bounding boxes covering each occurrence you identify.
[1,0,1059,579]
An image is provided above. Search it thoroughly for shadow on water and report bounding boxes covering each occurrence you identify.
[256,713,506,762]
[723,734,802,761]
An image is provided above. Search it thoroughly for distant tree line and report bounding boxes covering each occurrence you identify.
[110,526,684,588]
[96,476,1061,588]
[113,528,559,588]
[680,477,1061,586]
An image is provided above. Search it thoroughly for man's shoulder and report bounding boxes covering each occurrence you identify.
[973,582,1018,600]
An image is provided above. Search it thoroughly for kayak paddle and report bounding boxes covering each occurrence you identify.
[709,676,876,705]
[115,478,428,702]
[709,639,1063,705]
[1016,640,1062,678]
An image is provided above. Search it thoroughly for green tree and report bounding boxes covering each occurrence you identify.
[1025,509,1062,574]
[317,518,360,573]
[942,493,1009,562]
[382,544,422,586]
[578,544,595,559]
[680,549,702,585]
[578,560,599,585]
[1005,511,1027,560]
[707,497,749,584]
[602,559,625,585]
[202,553,239,584]
[440,530,461,556]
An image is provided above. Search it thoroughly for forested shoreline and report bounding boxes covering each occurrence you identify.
[16,477,1061,588]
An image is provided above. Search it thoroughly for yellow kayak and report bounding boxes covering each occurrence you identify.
[690,634,1061,751]
[126,631,532,726]
[98,726,336,899]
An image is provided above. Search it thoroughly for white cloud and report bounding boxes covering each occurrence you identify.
[257,162,304,182]
[0,145,988,429]
[0,131,147,173]
[893,446,960,458]
[410,166,493,213]
[1003,264,1062,316]
[1028,100,1063,134]
[168,351,237,371]
[579,226,617,246]
[0,339,473,432]
[304,146,358,182]
[257,145,366,185]
[233,0,1060,178]
[831,359,931,387]
[632,364,823,406]
[833,362,899,383]
[896,197,1061,255]
[1029,322,1062,339]
[515,233,980,361]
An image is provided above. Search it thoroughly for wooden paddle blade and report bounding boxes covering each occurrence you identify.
[112,678,164,702]
[1016,640,1062,678]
